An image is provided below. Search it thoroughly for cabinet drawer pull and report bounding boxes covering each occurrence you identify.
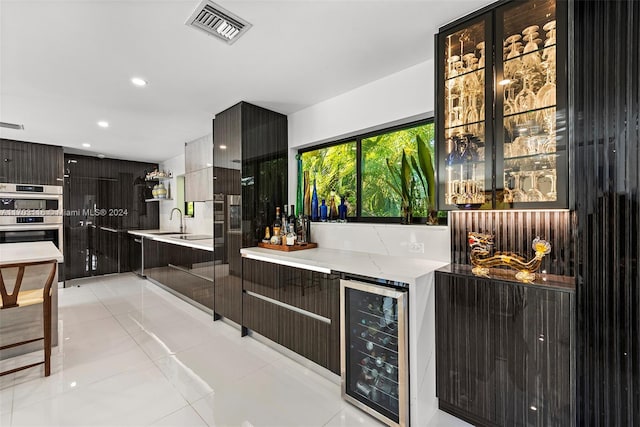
[245,290,331,324]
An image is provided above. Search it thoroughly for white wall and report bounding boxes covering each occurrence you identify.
[288,59,435,151]
[159,153,213,236]
[286,59,450,260]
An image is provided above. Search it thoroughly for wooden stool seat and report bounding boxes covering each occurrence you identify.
[0,259,57,377]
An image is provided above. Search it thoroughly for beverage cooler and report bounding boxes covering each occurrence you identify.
[340,278,409,427]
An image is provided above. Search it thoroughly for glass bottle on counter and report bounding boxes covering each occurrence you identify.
[339,197,347,222]
[273,207,282,236]
[311,180,319,221]
[286,224,297,246]
[320,199,328,222]
[288,204,296,227]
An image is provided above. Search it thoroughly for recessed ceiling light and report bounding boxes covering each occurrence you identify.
[97,121,109,128]
[131,77,147,87]
[82,143,91,148]
[219,145,227,149]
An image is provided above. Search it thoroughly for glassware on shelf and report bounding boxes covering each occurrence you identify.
[542,20,557,61]
[476,41,486,68]
[515,75,537,113]
[505,34,523,59]
[525,171,545,201]
[536,62,556,109]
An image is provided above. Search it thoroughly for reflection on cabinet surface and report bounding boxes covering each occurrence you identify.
[144,239,214,310]
[0,139,64,185]
[435,266,574,426]
[242,258,340,374]
[436,0,568,210]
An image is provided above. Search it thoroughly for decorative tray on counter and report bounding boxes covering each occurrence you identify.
[257,242,318,252]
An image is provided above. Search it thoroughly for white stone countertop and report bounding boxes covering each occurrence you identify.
[240,247,448,285]
[0,241,64,264]
[128,230,213,251]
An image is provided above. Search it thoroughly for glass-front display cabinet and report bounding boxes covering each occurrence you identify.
[436,0,568,210]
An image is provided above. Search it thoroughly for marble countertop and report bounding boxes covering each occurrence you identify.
[0,241,64,264]
[128,230,214,251]
[240,247,448,285]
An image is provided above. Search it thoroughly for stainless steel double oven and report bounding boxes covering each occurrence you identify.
[0,183,63,252]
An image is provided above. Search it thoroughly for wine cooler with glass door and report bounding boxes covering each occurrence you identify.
[340,278,409,427]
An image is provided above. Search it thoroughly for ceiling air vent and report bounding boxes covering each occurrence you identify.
[185,0,251,45]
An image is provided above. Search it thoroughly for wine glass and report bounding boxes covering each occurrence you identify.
[536,62,556,109]
[505,34,522,60]
[515,75,536,114]
[522,25,541,68]
[545,171,557,201]
[447,55,460,80]
[476,42,486,68]
[525,171,544,201]
[509,172,527,202]
[462,53,477,73]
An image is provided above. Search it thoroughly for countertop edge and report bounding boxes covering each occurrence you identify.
[240,247,448,285]
[127,230,214,252]
[435,264,576,292]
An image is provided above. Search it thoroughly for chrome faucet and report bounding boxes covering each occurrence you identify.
[169,207,185,233]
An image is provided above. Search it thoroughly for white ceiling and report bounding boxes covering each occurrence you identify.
[0,0,492,163]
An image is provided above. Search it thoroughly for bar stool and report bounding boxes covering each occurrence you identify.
[0,259,57,377]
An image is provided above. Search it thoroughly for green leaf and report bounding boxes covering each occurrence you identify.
[416,134,436,211]
[400,151,412,206]
[410,154,428,198]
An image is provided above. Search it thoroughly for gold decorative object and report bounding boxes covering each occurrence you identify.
[468,231,551,282]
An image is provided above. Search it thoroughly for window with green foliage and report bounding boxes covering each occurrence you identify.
[300,141,357,216]
[361,124,435,218]
[299,120,435,222]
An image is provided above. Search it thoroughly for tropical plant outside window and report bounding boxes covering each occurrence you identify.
[300,141,357,216]
[299,120,435,222]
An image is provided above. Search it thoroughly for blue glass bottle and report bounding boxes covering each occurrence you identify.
[339,197,347,222]
[320,199,328,222]
[311,180,319,221]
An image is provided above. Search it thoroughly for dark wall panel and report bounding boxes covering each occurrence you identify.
[572,0,640,425]
[449,210,574,276]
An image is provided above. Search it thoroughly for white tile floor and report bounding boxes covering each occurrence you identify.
[0,273,468,427]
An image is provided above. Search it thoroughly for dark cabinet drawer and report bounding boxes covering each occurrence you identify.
[241,258,341,374]
[279,266,338,318]
[243,258,279,299]
[242,293,278,342]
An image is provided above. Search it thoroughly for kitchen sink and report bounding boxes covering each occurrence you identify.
[171,235,212,241]
[147,231,187,235]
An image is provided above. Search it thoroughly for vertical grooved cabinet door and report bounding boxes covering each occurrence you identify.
[435,273,497,423]
[242,293,279,343]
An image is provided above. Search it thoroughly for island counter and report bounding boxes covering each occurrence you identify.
[0,242,63,360]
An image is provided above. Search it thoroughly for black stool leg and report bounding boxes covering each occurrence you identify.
[43,296,52,376]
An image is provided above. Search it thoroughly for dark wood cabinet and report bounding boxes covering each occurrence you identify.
[0,139,64,185]
[243,257,279,298]
[64,154,159,281]
[241,258,340,374]
[143,238,214,310]
[94,226,119,276]
[435,265,574,426]
[213,103,287,325]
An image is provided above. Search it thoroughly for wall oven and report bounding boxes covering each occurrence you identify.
[0,183,63,252]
